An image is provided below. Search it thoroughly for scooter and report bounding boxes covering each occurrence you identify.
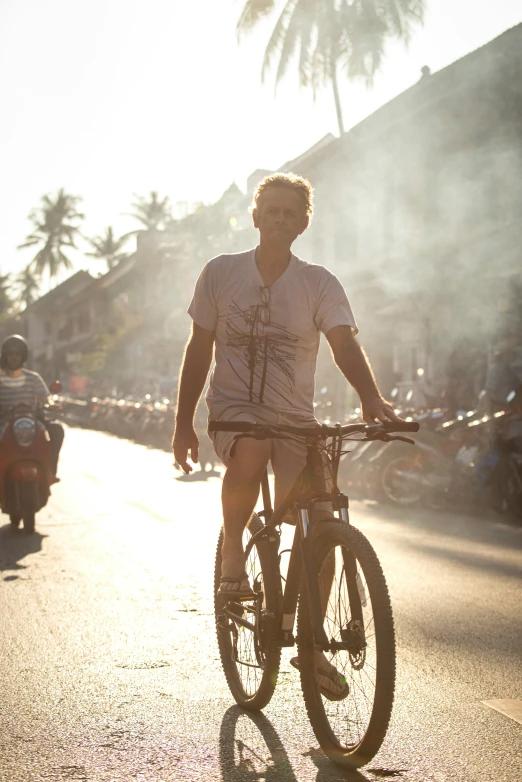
[0,403,55,532]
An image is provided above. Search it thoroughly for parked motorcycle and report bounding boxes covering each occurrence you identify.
[481,388,522,520]
[0,404,55,533]
[56,392,218,474]
[343,388,522,519]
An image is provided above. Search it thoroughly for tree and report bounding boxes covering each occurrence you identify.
[14,266,40,310]
[18,189,84,284]
[0,272,12,316]
[86,226,129,271]
[237,0,425,135]
[126,191,172,232]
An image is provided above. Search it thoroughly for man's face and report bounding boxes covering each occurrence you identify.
[5,349,23,371]
[253,187,309,247]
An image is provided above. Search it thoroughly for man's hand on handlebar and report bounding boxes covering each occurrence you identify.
[361,394,403,425]
[172,424,199,474]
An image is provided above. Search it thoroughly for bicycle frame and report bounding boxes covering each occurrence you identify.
[223,437,360,654]
[213,418,418,655]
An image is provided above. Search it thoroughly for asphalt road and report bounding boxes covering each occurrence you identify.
[1,426,521,782]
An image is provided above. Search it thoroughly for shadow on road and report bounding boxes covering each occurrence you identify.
[0,522,45,579]
[219,706,382,782]
[305,747,408,781]
[175,468,221,482]
[404,537,522,581]
[219,706,298,782]
[355,499,522,552]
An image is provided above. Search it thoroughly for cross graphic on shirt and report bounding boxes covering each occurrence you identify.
[226,301,298,404]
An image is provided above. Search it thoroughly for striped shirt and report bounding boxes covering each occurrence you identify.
[0,369,50,411]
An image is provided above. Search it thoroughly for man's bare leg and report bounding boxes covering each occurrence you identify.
[220,437,271,590]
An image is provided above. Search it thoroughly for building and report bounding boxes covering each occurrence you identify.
[22,271,96,384]
[280,23,522,404]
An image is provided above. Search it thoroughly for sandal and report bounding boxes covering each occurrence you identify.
[218,571,255,598]
[290,656,349,701]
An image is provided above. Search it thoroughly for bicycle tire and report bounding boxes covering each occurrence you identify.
[380,454,423,505]
[214,514,282,710]
[297,522,395,769]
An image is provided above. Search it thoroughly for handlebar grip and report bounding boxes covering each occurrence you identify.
[208,420,257,433]
[384,421,420,433]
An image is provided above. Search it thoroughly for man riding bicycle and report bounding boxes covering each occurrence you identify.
[173,173,400,698]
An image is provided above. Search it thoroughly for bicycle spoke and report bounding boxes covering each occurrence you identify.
[218,525,268,698]
[318,540,382,748]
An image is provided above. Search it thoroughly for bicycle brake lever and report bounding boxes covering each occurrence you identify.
[387,435,415,445]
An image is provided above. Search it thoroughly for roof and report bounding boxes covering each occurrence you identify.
[341,22,522,146]
[25,270,95,313]
[97,256,136,289]
[280,134,337,173]
[276,22,522,174]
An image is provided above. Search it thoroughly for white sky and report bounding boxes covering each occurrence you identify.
[1,0,521,278]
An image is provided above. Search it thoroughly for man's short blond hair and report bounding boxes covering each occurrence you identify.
[250,172,314,218]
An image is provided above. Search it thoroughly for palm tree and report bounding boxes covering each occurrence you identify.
[86,226,129,271]
[18,189,84,284]
[237,0,425,135]
[126,191,172,231]
[0,273,12,316]
[14,266,40,310]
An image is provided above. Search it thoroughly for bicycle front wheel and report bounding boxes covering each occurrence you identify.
[214,515,281,710]
[297,522,395,769]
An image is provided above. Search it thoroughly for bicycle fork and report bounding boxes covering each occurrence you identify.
[282,502,363,654]
[297,506,331,651]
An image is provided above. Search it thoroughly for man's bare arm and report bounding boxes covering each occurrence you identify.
[173,323,215,473]
[325,325,401,423]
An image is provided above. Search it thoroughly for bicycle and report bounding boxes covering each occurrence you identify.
[211,418,419,769]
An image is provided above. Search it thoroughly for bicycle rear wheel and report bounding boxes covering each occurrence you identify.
[214,514,281,710]
[297,522,395,769]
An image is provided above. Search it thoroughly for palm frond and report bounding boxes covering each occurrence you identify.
[19,189,83,282]
[376,0,424,42]
[297,17,315,86]
[262,0,299,83]
[17,237,41,249]
[126,191,172,230]
[237,0,276,36]
[57,248,73,270]
[274,3,309,85]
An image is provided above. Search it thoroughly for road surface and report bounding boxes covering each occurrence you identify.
[1,426,521,781]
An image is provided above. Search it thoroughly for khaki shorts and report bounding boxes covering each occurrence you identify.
[208,402,333,519]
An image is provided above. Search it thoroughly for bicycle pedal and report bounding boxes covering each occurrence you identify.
[217,592,256,606]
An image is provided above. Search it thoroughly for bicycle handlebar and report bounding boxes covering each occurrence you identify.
[208,420,419,437]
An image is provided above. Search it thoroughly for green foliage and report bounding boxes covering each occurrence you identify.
[18,189,84,282]
[126,191,172,232]
[14,266,40,310]
[86,226,129,270]
[0,272,12,316]
[237,0,425,134]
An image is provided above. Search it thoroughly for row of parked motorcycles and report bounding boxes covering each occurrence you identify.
[54,385,522,521]
[56,394,217,472]
[338,387,522,521]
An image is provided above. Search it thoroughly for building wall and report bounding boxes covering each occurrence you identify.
[288,29,522,405]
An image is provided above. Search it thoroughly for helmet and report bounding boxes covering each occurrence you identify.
[1,334,29,368]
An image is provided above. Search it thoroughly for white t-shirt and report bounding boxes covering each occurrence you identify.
[188,248,357,419]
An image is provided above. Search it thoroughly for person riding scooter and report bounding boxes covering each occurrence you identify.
[0,335,64,479]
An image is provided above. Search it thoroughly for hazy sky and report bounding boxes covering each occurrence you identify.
[1,0,521,277]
